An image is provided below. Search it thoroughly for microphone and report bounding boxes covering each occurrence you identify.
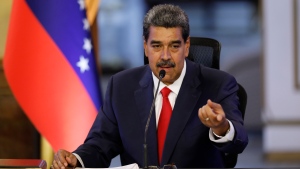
[144,70,166,169]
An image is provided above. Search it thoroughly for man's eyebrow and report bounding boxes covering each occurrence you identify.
[150,40,182,44]
[150,40,162,44]
[170,40,182,44]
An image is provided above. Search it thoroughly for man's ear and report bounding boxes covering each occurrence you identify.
[143,38,148,57]
[185,36,190,58]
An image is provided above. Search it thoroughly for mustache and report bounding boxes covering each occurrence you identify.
[156,60,176,67]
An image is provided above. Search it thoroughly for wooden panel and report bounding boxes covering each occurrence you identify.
[265,152,300,162]
[0,159,47,169]
[0,59,40,158]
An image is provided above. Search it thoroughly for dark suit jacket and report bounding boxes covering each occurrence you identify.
[74,59,248,168]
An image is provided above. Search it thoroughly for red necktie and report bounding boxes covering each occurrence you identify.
[157,87,172,164]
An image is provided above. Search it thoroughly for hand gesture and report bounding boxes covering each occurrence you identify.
[198,99,229,136]
[51,149,78,169]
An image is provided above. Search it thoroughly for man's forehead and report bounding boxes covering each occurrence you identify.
[149,29,182,38]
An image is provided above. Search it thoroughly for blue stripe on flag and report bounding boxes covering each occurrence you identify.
[25,0,102,110]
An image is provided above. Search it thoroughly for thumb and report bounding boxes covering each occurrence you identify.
[66,154,77,167]
[216,114,223,122]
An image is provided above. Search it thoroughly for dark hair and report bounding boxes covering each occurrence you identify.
[143,4,190,42]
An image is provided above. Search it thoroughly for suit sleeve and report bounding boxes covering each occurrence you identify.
[73,76,122,168]
[212,74,248,154]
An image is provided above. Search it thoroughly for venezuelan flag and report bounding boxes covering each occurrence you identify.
[3,0,102,152]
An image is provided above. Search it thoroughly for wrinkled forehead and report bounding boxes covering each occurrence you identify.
[147,26,184,42]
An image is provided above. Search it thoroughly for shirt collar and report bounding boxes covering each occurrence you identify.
[152,60,186,95]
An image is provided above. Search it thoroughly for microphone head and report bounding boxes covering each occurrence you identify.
[159,70,166,79]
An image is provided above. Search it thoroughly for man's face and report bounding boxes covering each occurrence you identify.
[144,26,190,85]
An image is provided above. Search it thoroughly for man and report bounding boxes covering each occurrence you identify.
[52,4,248,169]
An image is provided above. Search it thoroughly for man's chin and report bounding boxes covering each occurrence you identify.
[162,77,173,85]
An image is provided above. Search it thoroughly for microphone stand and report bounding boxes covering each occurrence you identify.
[144,70,165,169]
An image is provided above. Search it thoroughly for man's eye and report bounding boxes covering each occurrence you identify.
[152,44,161,48]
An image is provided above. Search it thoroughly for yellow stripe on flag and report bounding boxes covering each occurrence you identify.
[41,136,54,168]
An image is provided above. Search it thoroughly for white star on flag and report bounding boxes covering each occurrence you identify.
[83,18,90,31]
[83,38,92,54]
[76,55,90,73]
[77,0,85,10]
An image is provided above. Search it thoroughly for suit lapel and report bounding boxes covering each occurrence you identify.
[161,60,202,165]
[134,66,159,166]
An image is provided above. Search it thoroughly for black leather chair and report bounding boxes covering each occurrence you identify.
[144,37,247,168]
[187,37,220,69]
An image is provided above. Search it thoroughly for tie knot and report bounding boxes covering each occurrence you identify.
[161,87,171,98]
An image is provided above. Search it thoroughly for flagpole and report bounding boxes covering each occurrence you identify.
[41,136,54,168]
[86,0,102,76]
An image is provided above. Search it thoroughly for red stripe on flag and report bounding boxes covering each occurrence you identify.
[4,0,97,151]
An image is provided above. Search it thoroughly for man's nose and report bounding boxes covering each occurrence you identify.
[161,47,171,60]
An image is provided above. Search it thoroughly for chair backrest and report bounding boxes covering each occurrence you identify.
[237,83,247,119]
[187,37,221,69]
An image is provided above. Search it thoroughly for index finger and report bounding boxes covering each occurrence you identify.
[207,99,223,113]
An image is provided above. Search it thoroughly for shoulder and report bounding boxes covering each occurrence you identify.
[200,66,238,93]
[113,65,150,80]
[201,65,234,80]
[186,59,238,91]
[186,59,235,81]
[108,65,151,87]
[114,65,149,77]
